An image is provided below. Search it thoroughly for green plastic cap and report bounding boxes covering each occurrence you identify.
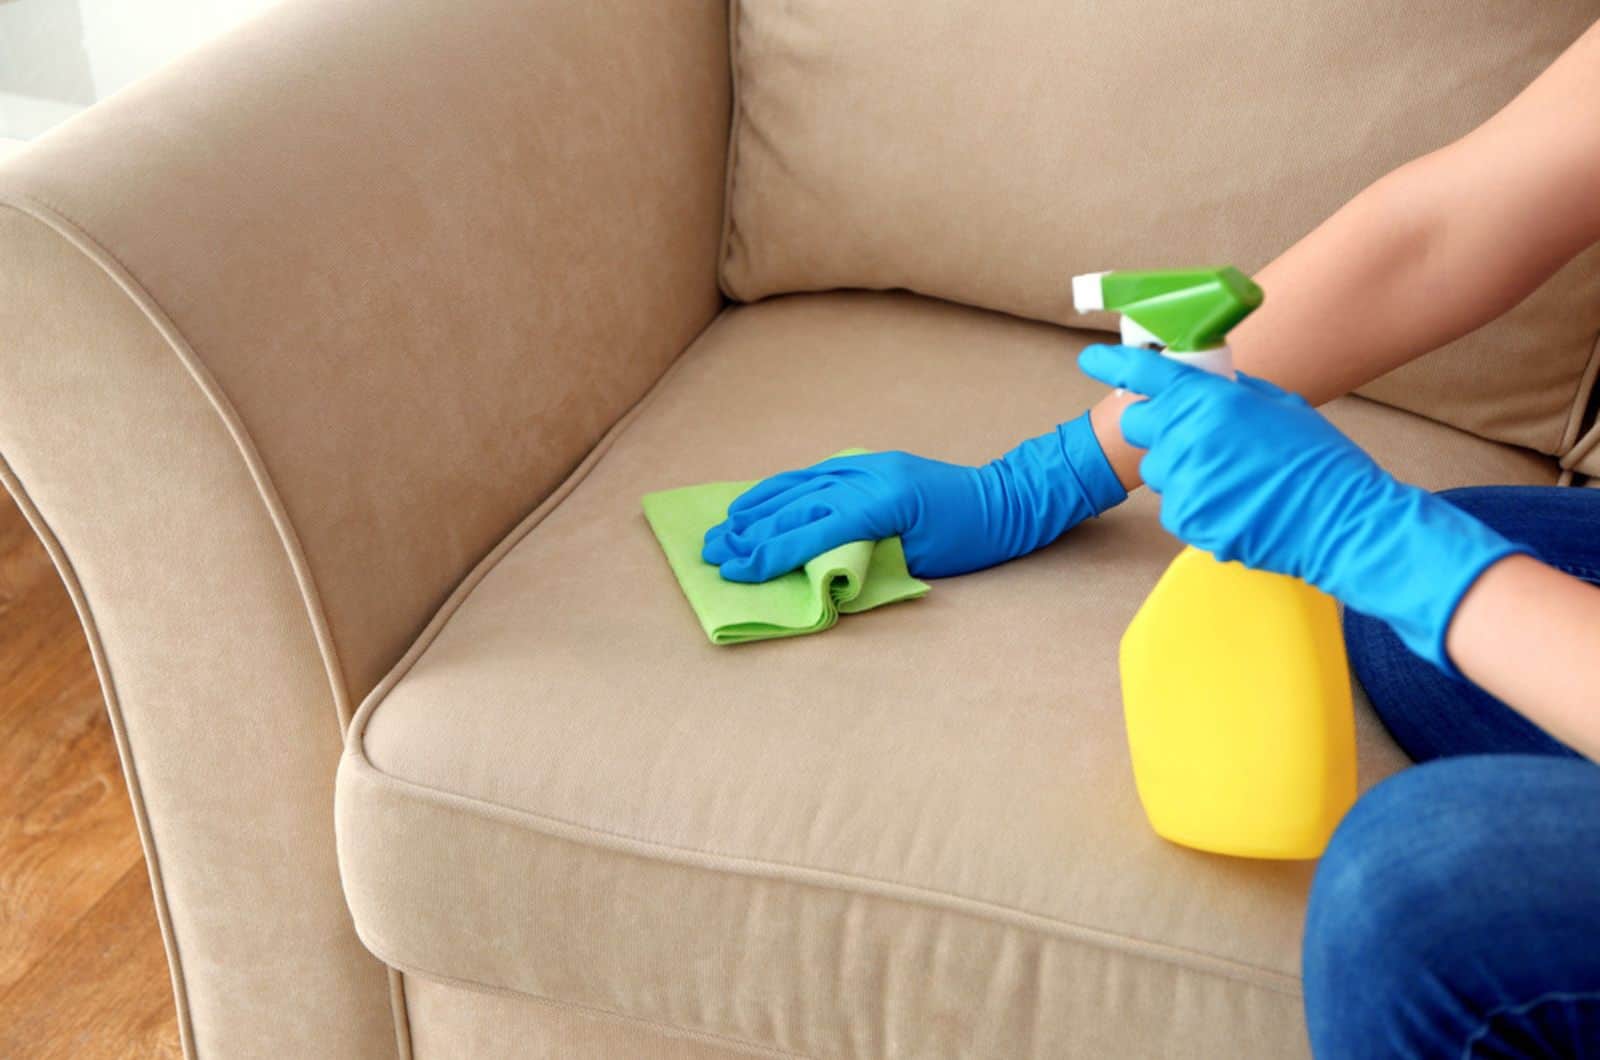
[1096,267,1263,353]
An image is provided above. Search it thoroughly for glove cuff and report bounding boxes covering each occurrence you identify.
[1056,412,1129,517]
[982,412,1128,561]
[1330,484,1532,678]
[1425,542,1532,681]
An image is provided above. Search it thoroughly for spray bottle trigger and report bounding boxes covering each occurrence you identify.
[1120,316,1166,350]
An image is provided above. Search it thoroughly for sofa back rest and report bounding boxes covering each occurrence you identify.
[722,1,1600,458]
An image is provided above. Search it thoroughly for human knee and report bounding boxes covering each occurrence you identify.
[1306,757,1600,1056]
[1303,765,1477,1045]
[1304,761,1557,1012]
[1306,769,1440,981]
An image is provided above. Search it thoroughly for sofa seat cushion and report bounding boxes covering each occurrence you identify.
[336,292,1558,1059]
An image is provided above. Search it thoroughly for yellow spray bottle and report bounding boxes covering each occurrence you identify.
[1073,267,1357,859]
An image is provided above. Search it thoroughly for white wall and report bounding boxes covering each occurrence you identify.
[0,0,279,139]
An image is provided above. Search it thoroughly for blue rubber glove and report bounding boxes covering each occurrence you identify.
[702,413,1127,582]
[1078,343,1529,673]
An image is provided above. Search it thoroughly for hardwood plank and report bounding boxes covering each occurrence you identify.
[0,491,180,1054]
[0,670,145,991]
[0,863,181,1060]
[0,514,90,718]
[0,490,144,992]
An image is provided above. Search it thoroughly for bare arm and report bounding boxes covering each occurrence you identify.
[1447,557,1600,760]
[1093,19,1600,488]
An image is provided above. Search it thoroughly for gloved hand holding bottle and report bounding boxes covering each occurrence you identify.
[702,413,1127,582]
[1077,342,1529,674]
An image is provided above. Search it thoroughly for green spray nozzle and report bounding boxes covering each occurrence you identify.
[1072,267,1263,353]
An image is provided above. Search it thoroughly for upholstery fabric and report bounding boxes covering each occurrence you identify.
[1,0,731,701]
[0,0,730,1053]
[340,292,1560,1059]
[0,205,393,1059]
[404,976,785,1059]
[720,1,1600,457]
[1564,412,1600,480]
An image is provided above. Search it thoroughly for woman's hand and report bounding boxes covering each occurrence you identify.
[703,413,1126,582]
[1078,343,1526,673]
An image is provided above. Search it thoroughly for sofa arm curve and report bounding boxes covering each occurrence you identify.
[0,201,399,1057]
[0,0,731,701]
[0,0,730,1055]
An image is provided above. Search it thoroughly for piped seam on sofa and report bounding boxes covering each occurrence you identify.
[384,955,806,1060]
[388,968,413,1060]
[0,189,356,733]
[342,749,1303,1001]
[0,448,198,1060]
[0,191,365,1060]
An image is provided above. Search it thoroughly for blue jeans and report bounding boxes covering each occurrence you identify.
[1304,487,1600,1059]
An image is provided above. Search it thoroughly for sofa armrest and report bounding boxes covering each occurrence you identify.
[0,0,729,1054]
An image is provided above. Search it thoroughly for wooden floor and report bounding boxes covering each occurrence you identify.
[0,490,182,1058]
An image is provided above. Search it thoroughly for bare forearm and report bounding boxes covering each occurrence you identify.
[1090,168,1464,489]
[1447,555,1600,760]
[1090,20,1600,491]
[1090,160,1562,488]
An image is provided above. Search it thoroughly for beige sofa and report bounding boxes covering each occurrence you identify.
[4,1,1599,1056]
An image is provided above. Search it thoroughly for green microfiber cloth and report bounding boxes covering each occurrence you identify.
[642,453,929,645]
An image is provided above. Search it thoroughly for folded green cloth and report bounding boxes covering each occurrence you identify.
[642,457,929,645]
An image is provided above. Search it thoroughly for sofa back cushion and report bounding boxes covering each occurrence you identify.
[721,1,1600,457]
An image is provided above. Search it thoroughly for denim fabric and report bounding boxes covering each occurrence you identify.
[1306,486,1600,1058]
